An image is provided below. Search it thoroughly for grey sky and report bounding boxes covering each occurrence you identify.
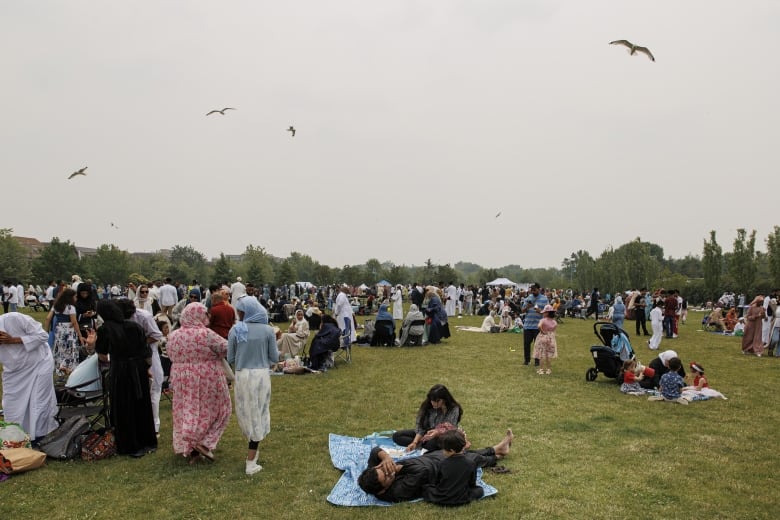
[3,1,778,268]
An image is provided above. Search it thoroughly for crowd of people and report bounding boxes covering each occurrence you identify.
[1,272,776,497]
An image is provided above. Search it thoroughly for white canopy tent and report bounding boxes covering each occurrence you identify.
[486,277,516,286]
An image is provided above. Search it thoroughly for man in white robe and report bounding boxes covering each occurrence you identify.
[230,277,247,304]
[0,312,59,439]
[16,283,25,308]
[445,282,458,317]
[334,285,356,346]
[391,285,404,321]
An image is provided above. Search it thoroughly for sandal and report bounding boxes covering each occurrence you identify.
[490,465,512,474]
[536,369,544,375]
[194,445,215,462]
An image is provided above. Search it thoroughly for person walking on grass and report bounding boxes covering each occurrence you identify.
[228,296,279,475]
[648,300,664,350]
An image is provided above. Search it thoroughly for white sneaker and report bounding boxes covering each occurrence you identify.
[246,460,263,475]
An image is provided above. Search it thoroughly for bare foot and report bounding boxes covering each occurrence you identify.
[494,428,514,458]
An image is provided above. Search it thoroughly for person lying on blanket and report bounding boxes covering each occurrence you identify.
[357,429,513,502]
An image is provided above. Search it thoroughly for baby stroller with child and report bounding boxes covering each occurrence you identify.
[585,322,635,382]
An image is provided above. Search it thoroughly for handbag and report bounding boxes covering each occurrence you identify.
[221,358,235,383]
[37,416,91,460]
[81,429,116,461]
[0,448,47,474]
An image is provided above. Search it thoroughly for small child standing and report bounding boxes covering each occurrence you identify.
[423,429,484,506]
[654,356,688,404]
[534,305,558,375]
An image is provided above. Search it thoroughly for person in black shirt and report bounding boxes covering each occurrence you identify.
[358,429,513,502]
[423,429,484,506]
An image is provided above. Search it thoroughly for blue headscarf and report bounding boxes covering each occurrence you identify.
[233,296,269,342]
[376,303,393,322]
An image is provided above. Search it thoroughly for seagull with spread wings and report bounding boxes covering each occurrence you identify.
[68,167,87,179]
[609,40,655,61]
[206,107,236,116]
[287,125,296,137]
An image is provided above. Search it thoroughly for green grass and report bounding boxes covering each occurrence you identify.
[2,310,778,519]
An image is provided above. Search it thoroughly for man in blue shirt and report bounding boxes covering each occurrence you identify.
[521,283,548,366]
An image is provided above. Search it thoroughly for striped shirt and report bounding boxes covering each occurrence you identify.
[523,293,549,330]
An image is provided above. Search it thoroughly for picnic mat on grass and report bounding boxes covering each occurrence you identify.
[327,433,498,506]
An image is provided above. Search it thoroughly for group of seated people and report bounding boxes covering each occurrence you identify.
[704,307,741,333]
[357,384,513,506]
[355,304,428,347]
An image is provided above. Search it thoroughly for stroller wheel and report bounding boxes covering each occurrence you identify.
[585,368,598,382]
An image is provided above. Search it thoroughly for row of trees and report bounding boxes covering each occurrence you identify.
[2,227,779,303]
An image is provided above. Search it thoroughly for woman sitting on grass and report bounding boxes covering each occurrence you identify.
[481,310,497,331]
[392,384,463,453]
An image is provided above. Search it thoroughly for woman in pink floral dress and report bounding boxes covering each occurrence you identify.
[167,302,232,462]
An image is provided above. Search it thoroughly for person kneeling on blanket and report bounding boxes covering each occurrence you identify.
[358,429,513,503]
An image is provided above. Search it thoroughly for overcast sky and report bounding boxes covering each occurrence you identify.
[3,1,778,269]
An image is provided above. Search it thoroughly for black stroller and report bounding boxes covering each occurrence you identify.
[585,322,635,382]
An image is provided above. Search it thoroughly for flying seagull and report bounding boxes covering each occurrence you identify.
[68,167,87,179]
[206,107,236,116]
[110,222,119,230]
[609,40,655,61]
[287,125,296,137]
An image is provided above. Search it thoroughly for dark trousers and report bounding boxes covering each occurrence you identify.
[635,311,649,335]
[523,328,540,365]
[393,429,442,452]
[663,315,674,338]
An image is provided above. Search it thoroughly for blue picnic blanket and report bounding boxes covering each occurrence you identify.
[327,432,498,506]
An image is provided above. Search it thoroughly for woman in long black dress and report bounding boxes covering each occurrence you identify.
[87,300,157,457]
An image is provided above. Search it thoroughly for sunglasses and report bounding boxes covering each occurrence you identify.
[139,291,149,294]
[189,295,199,299]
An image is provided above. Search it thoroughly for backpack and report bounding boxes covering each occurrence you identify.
[37,416,91,460]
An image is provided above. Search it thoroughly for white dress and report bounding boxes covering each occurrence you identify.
[391,290,404,321]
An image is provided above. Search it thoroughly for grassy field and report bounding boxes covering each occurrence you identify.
[2,309,778,519]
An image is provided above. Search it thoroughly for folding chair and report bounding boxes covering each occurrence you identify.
[334,335,352,364]
[405,319,426,346]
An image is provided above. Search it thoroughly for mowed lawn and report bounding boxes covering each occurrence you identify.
[2,310,778,519]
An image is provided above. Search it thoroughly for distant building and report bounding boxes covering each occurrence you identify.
[13,236,45,261]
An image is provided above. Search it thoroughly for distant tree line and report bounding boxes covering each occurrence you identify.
[2,227,780,304]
